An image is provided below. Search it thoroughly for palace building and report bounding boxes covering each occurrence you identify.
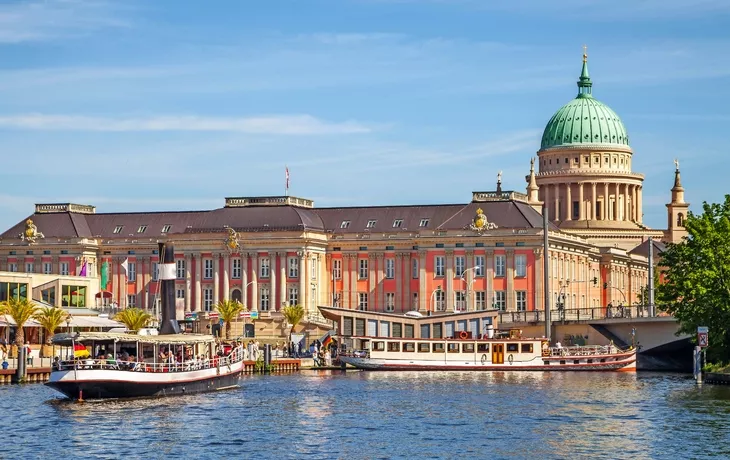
[0,53,689,325]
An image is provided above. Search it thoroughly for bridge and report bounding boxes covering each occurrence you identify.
[498,305,691,371]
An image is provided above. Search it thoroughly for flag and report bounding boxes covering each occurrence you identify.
[79,260,87,277]
[121,258,129,276]
[322,334,333,348]
[100,260,109,289]
[285,166,290,192]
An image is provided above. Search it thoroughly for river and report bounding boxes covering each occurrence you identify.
[3,371,730,459]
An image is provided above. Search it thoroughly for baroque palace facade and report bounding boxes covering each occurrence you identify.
[0,53,689,320]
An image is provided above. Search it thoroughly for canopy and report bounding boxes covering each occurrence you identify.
[51,331,216,346]
[95,291,113,298]
[0,316,41,327]
[66,316,124,328]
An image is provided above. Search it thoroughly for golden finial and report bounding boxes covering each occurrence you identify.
[582,44,588,63]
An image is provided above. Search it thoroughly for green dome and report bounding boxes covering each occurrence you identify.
[540,57,629,150]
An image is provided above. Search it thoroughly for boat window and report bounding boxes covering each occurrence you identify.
[462,343,475,353]
[506,343,519,352]
[447,343,460,353]
[520,343,533,353]
[433,343,445,353]
[403,342,415,352]
[418,343,430,353]
[387,342,400,352]
[587,359,593,364]
[477,343,489,353]
[372,341,385,351]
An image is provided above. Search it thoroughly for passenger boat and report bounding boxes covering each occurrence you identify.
[46,242,245,400]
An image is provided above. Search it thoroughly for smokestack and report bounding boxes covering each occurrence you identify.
[158,242,181,334]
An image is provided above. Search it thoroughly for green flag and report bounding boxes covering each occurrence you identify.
[101,261,109,290]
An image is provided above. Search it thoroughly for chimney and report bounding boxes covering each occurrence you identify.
[158,242,181,334]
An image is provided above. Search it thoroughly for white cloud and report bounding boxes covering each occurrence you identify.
[0,114,373,134]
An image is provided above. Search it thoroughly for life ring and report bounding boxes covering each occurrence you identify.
[508,354,514,365]
[480,354,488,365]
[459,331,468,340]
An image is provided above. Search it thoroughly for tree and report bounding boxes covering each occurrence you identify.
[34,306,68,357]
[657,195,730,363]
[282,304,305,343]
[215,300,244,339]
[0,297,39,347]
[114,308,152,333]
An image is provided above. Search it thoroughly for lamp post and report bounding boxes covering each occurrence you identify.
[557,280,570,321]
[429,286,442,313]
[460,265,481,312]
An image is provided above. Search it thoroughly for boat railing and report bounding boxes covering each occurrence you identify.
[55,345,247,373]
[547,345,627,357]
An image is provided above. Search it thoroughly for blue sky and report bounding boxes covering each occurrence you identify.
[1,0,729,231]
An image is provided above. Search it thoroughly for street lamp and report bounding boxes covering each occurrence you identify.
[460,265,481,312]
[429,285,442,313]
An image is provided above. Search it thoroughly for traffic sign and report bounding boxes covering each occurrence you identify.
[698,326,708,348]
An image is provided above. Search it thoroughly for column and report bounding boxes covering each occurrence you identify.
[136,257,143,309]
[637,186,643,223]
[622,184,628,221]
[114,257,121,307]
[614,183,621,220]
[279,252,286,310]
[195,255,202,311]
[325,254,332,307]
[269,252,276,310]
[251,253,259,312]
[418,251,427,311]
[222,253,230,302]
[632,185,638,222]
[486,250,494,308]
[625,185,632,222]
[350,254,358,309]
[184,254,192,312]
[544,184,551,219]
[343,254,350,309]
[394,253,402,311]
[213,253,220,305]
[578,183,585,220]
[368,253,376,310]
[553,184,560,221]
[299,251,307,312]
[465,250,474,311]
[445,250,454,311]
[52,255,59,276]
[376,254,384,310]
[404,253,411,311]
[566,183,572,221]
[591,183,597,220]
[241,253,249,308]
[506,250,515,311]
[533,249,543,311]
[603,183,609,220]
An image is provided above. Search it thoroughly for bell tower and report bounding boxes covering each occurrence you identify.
[665,159,689,243]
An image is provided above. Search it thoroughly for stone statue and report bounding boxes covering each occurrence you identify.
[674,158,679,171]
[497,170,502,183]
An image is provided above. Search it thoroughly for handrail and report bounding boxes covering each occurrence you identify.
[498,305,668,324]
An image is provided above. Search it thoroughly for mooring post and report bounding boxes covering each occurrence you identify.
[693,346,702,384]
[263,344,271,373]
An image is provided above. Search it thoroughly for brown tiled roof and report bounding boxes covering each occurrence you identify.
[628,238,666,259]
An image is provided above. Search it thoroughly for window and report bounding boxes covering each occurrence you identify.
[387,342,400,352]
[495,255,506,277]
[127,295,136,307]
[573,201,580,220]
[137,225,147,233]
[260,257,270,278]
[455,291,466,312]
[455,256,465,277]
[176,259,186,279]
[333,259,342,280]
[152,262,158,281]
[507,343,519,352]
[288,287,299,306]
[403,342,415,352]
[521,343,533,353]
[8,263,17,273]
[204,259,213,279]
[358,292,368,311]
[477,343,490,353]
[366,220,377,228]
[433,343,445,353]
[60,262,69,276]
[61,285,86,307]
[372,341,385,351]
[516,291,527,311]
[475,291,486,310]
[232,258,242,279]
[288,257,299,278]
[419,218,429,227]
[310,257,317,280]
[43,262,52,274]
[435,290,445,311]
[340,220,351,229]
[203,288,213,311]
[359,259,368,279]
[128,262,136,282]
[435,256,445,277]
[448,343,460,353]
[494,291,506,310]
[462,343,475,353]
[393,219,403,228]
[385,259,395,279]
[385,292,395,312]
[418,343,430,353]
[475,256,485,276]
[412,258,419,278]
[260,287,270,311]
[113,225,123,234]
[25,263,34,273]
[161,225,172,233]
[176,289,185,299]
[515,254,527,277]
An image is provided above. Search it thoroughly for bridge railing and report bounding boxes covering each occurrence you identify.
[498,305,667,324]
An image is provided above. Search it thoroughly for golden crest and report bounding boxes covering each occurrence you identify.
[224,227,240,252]
[466,207,497,235]
[19,219,44,244]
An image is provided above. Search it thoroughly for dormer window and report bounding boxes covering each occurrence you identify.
[113,225,123,234]
[366,220,377,228]
[137,225,148,233]
[419,218,430,227]
[161,225,172,233]
[393,219,403,228]
[340,220,351,229]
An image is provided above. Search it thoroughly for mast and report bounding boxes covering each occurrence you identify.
[543,205,551,341]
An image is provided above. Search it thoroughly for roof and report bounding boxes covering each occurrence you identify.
[51,331,216,345]
[540,55,629,150]
[629,238,666,259]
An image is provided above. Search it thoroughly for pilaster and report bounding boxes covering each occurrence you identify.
[185,254,192,312]
[213,253,220,305]
[506,250,515,311]
[445,249,454,312]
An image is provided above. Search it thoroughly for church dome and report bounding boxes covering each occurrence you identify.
[540,53,629,150]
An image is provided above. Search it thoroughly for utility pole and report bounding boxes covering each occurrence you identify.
[543,206,551,341]
[647,236,655,317]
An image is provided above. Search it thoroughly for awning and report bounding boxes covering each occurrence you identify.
[0,316,41,327]
[66,316,124,328]
[95,291,113,298]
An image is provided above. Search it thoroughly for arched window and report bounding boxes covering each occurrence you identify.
[677,213,685,227]
[231,288,242,303]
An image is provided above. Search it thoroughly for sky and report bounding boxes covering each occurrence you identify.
[0,0,729,232]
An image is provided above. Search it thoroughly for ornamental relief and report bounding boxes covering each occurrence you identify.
[19,219,45,244]
[465,207,498,235]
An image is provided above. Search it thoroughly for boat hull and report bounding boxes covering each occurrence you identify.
[46,361,245,400]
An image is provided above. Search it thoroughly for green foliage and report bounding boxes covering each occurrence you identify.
[657,195,730,363]
[0,297,39,346]
[215,300,244,339]
[282,304,305,329]
[34,306,68,345]
[253,355,275,373]
[114,308,152,333]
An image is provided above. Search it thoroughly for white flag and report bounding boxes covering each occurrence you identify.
[121,258,129,276]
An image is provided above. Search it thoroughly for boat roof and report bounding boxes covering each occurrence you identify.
[51,332,217,346]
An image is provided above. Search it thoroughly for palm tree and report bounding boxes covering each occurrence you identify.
[34,306,68,357]
[215,300,244,339]
[114,308,152,333]
[0,297,39,347]
[282,304,305,344]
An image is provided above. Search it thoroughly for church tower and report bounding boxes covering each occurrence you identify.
[664,160,689,243]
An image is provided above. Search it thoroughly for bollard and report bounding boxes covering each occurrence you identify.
[15,346,27,383]
[693,346,702,384]
[263,344,272,373]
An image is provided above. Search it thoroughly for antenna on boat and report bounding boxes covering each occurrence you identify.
[543,205,551,342]
[158,242,181,334]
